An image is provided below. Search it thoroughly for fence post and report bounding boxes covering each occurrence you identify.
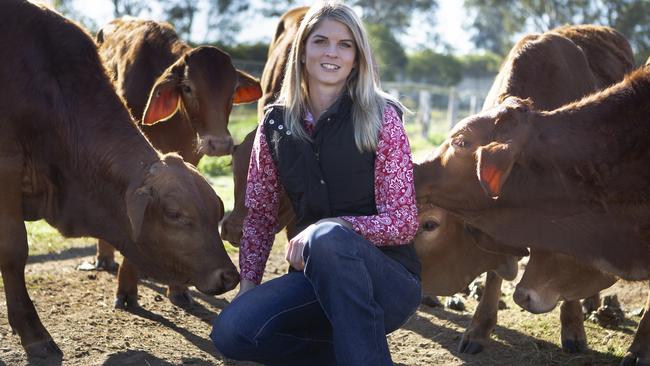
[417,90,431,138]
[447,87,457,130]
[469,95,478,115]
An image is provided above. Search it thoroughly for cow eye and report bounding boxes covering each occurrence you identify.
[422,220,439,231]
[181,85,192,94]
[451,135,470,149]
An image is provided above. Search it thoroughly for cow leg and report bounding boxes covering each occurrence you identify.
[458,271,502,354]
[560,299,588,353]
[0,156,61,358]
[94,239,119,271]
[167,284,193,308]
[620,287,650,366]
[115,257,139,309]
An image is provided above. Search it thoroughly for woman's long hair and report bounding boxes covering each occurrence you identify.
[277,1,403,152]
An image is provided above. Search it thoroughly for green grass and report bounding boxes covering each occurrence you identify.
[25,220,90,256]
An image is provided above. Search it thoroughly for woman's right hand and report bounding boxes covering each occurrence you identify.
[233,278,256,301]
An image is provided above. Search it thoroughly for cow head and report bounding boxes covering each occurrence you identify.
[416,96,535,211]
[414,181,519,295]
[142,46,262,157]
[124,154,239,295]
[513,249,617,314]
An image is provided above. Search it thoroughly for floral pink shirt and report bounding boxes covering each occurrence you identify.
[239,104,418,284]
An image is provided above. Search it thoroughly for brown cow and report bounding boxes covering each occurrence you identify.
[414,25,634,354]
[416,47,650,366]
[91,18,261,307]
[221,6,308,246]
[0,1,238,358]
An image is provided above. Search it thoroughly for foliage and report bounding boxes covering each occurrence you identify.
[110,0,150,18]
[457,52,502,78]
[353,0,438,34]
[214,42,269,63]
[366,24,408,81]
[205,0,251,45]
[464,0,650,63]
[406,49,463,86]
[160,0,198,41]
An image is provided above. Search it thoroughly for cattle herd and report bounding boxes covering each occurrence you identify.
[1,1,649,365]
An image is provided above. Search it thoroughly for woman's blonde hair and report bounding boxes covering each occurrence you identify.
[277,0,403,152]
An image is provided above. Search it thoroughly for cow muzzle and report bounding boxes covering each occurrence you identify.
[195,267,240,295]
[199,135,234,157]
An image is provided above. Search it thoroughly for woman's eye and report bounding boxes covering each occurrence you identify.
[314,38,325,44]
[422,220,439,231]
[340,42,351,48]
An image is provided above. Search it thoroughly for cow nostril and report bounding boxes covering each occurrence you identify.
[513,289,531,308]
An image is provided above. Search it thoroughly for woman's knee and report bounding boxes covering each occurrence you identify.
[304,222,355,262]
[210,310,255,360]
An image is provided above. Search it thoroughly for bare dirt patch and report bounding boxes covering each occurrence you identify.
[1,241,646,366]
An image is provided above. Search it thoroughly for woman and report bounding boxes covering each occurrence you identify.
[211,2,421,365]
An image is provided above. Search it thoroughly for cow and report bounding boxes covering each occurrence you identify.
[221,6,308,246]
[90,18,261,307]
[415,41,650,366]
[414,24,634,355]
[514,251,650,365]
[0,1,238,358]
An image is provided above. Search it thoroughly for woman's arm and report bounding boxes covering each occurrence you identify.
[341,104,419,245]
[239,121,281,285]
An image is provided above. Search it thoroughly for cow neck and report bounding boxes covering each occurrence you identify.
[528,75,650,167]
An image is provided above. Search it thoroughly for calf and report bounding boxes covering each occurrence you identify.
[93,18,261,307]
[0,1,238,358]
[414,24,634,354]
[221,6,308,245]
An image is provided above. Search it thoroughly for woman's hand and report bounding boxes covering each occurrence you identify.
[285,218,352,270]
[233,278,256,301]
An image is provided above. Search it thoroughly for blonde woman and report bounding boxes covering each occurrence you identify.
[211,2,421,364]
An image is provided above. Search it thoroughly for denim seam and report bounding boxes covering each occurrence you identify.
[253,299,321,341]
[275,332,334,344]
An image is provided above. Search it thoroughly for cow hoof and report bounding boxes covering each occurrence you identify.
[115,294,139,310]
[421,295,442,308]
[25,339,63,359]
[458,337,484,354]
[95,258,119,272]
[562,339,587,353]
[168,290,194,309]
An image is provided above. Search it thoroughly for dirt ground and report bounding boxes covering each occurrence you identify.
[0,241,647,366]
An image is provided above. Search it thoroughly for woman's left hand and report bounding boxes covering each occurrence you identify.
[285,218,352,270]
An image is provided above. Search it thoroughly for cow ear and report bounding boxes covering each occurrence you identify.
[142,77,181,125]
[233,70,262,104]
[126,185,152,242]
[476,142,516,200]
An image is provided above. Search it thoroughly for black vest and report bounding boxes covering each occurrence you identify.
[263,95,421,277]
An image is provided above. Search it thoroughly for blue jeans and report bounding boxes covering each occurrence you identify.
[210,222,422,366]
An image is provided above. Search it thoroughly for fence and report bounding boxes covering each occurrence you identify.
[384,76,494,139]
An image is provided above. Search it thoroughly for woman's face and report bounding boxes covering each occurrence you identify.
[303,19,357,93]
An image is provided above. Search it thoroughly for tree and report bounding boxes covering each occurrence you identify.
[406,49,463,86]
[204,0,251,45]
[464,0,650,63]
[457,52,502,78]
[353,0,438,34]
[366,23,408,82]
[111,0,149,18]
[160,0,198,41]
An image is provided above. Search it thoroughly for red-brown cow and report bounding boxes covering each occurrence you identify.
[414,25,634,355]
[90,18,261,307]
[221,6,308,246]
[0,1,238,358]
[416,46,650,366]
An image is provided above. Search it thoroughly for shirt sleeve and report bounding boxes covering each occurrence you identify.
[239,121,280,285]
[341,104,419,246]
